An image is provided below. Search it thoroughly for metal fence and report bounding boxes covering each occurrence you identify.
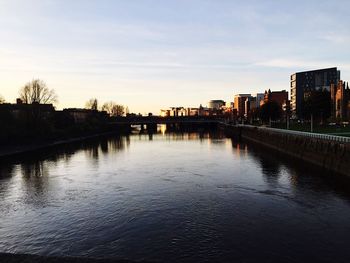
[235,124,350,143]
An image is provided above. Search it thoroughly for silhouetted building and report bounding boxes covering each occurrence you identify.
[291,67,340,119]
[263,89,288,106]
[208,100,225,110]
[234,94,252,117]
[186,107,199,116]
[160,106,207,117]
[198,104,210,116]
[331,80,350,121]
[253,93,264,108]
[169,107,186,117]
[62,108,108,124]
[0,100,55,120]
[244,97,256,117]
[160,109,170,117]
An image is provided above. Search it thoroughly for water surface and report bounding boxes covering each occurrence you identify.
[1,131,350,262]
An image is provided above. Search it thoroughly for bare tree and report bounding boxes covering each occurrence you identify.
[102,102,125,116]
[19,79,58,104]
[114,104,125,116]
[85,98,98,110]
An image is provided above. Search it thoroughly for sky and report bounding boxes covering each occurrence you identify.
[0,0,349,114]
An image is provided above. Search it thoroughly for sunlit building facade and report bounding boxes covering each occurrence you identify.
[234,94,251,117]
[331,80,350,121]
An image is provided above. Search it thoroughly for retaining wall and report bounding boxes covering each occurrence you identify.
[222,124,350,177]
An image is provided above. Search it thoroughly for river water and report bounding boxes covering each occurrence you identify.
[0,129,350,262]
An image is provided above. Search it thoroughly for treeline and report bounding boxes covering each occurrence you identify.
[0,79,128,146]
[85,98,128,117]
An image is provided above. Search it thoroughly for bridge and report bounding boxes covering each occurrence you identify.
[110,116,224,125]
[109,116,225,132]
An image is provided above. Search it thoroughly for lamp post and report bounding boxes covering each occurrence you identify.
[311,113,313,133]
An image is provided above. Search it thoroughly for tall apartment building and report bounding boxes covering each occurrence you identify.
[290,67,340,118]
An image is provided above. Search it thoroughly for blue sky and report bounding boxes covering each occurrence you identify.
[0,0,349,114]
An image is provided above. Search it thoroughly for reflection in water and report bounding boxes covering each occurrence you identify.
[85,136,129,160]
[232,138,350,201]
[259,155,282,186]
[230,140,249,159]
[0,131,350,262]
[0,136,130,204]
[160,124,166,135]
[20,161,51,207]
[0,165,14,178]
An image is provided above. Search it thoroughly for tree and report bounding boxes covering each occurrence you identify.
[259,101,282,122]
[19,79,57,104]
[0,95,4,104]
[85,98,98,110]
[303,90,331,122]
[102,102,125,116]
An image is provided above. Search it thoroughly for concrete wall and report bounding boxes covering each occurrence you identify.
[223,125,350,177]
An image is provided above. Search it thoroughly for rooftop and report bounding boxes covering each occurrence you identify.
[294,67,337,74]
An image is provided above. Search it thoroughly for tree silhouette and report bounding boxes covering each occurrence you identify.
[259,101,282,122]
[0,95,4,104]
[303,90,330,121]
[85,98,98,110]
[102,102,125,116]
[19,79,57,104]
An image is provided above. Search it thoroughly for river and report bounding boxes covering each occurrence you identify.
[1,129,350,262]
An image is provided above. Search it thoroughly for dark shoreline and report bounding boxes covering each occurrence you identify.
[0,131,120,159]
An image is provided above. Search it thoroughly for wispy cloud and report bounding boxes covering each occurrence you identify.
[319,33,350,45]
[1,0,350,113]
[254,59,350,75]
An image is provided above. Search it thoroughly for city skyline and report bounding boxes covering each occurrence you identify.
[1,0,350,114]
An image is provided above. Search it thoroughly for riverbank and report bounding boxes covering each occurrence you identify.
[0,131,119,159]
[221,124,350,177]
[0,253,152,263]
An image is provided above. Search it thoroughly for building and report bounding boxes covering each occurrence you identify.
[331,80,350,121]
[263,89,289,106]
[0,99,55,120]
[291,67,340,119]
[169,107,187,117]
[234,94,252,117]
[186,107,199,116]
[198,104,210,116]
[160,109,170,117]
[161,107,198,117]
[208,100,225,110]
[253,93,264,108]
[62,108,108,124]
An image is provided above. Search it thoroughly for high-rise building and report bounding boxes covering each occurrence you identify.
[253,93,265,108]
[290,67,340,118]
[234,94,251,117]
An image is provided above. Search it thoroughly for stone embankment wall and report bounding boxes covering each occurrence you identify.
[222,124,350,177]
